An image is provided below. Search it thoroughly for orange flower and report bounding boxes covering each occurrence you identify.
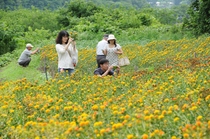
[142,134,148,139]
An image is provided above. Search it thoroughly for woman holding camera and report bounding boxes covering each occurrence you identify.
[55,30,78,76]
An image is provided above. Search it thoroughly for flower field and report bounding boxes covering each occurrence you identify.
[1,37,210,139]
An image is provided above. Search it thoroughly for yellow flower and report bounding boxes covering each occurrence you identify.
[100,129,106,134]
[156,91,162,95]
[79,121,87,127]
[112,123,123,130]
[94,121,103,127]
[100,105,105,110]
[45,109,51,113]
[171,136,177,139]
[174,117,179,122]
[9,109,14,113]
[173,105,179,110]
[196,115,202,121]
[144,110,149,115]
[205,95,210,101]
[190,106,197,111]
[154,110,160,115]
[164,98,169,102]
[92,105,98,111]
[158,114,164,119]
[127,134,134,139]
[167,110,172,114]
[183,133,189,138]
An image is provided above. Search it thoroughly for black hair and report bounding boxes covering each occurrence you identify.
[55,30,69,44]
[99,59,109,65]
[103,34,109,38]
[108,39,117,47]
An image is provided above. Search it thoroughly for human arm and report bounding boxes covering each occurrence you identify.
[65,38,74,50]
[94,66,113,77]
[115,48,123,55]
[115,44,123,55]
[102,48,107,55]
[56,38,74,53]
[101,66,113,77]
[101,44,108,55]
[31,48,39,55]
[71,40,76,50]
[68,42,78,66]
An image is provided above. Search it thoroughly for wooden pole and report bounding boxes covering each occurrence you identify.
[166,59,169,68]
[44,56,48,81]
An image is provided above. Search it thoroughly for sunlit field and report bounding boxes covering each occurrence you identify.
[1,37,210,139]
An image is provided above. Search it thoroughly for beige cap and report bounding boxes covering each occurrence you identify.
[26,43,33,48]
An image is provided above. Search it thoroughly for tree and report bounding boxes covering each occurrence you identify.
[0,22,17,55]
[57,0,101,28]
[183,0,210,36]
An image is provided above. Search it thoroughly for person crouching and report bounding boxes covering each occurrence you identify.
[18,43,39,67]
[94,59,120,77]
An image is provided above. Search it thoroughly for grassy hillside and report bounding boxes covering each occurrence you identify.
[0,54,46,83]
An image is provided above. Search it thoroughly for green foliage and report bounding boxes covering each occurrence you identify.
[154,8,177,25]
[0,8,58,55]
[17,27,55,48]
[138,14,152,26]
[0,49,22,67]
[0,8,58,32]
[0,0,150,10]
[0,22,17,55]
[0,0,69,10]
[57,3,161,34]
[183,0,210,36]
[0,53,13,67]
[141,5,189,25]
[87,0,150,9]
[68,0,101,18]
[57,0,101,28]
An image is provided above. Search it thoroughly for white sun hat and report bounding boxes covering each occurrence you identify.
[107,34,116,41]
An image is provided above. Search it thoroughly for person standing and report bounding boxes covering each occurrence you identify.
[96,34,108,68]
[102,34,123,66]
[18,43,39,67]
[55,30,78,76]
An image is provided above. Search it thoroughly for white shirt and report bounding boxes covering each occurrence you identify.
[96,39,107,55]
[55,44,78,69]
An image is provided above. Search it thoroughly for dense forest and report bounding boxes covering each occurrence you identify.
[0,0,192,10]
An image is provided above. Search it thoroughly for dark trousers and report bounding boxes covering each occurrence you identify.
[19,58,31,67]
[96,55,106,68]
